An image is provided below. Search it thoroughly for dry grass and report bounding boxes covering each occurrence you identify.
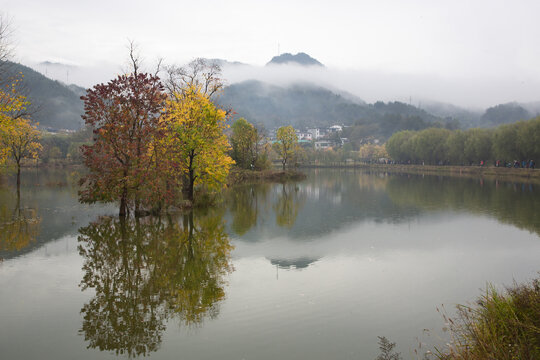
[433,279,540,360]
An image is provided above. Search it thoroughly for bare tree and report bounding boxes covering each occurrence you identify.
[0,14,14,76]
[163,58,225,99]
[122,40,163,79]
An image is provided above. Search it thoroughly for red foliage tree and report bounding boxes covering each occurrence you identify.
[79,73,167,217]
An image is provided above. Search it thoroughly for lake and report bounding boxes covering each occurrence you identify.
[1,168,539,359]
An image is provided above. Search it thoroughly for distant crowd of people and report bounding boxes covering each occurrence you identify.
[367,159,536,168]
[494,160,535,169]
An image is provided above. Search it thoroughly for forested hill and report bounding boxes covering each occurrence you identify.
[266,52,324,67]
[480,103,535,127]
[5,62,85,130]
[217,80,454,138]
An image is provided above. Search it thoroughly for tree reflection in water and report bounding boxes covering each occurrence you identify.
[228,183,270,236]
[0,192,41,255]
[77,212,233,357]
[273,183,305,228]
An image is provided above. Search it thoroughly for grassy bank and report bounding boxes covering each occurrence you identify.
[227,168,306,185]
[434,277,540,360]
[301,163,540,183]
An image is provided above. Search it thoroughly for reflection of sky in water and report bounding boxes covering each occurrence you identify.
[1,169,540,359]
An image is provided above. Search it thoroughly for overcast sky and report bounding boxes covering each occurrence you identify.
[4,0,540,107]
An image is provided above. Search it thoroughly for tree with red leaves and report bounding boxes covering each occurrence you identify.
[79,72,166,217]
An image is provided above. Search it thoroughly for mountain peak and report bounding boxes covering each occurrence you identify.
[266,52,324,67]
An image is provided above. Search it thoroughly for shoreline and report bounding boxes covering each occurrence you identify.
[300,163,540,183]
[227,168,306,185]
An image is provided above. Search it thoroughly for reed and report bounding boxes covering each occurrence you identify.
[435,278,540,359]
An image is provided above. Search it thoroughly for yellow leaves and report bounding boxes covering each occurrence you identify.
[161,85,233,191]
[0,77,29,116]
[0,74,33,167]
[0,117,42,164]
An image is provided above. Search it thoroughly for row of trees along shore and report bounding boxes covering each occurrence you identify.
[386,116,540,165]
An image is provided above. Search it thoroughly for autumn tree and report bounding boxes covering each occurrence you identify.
[0,118,41,189]
[0,16,33,168]
[162,86,234,203]
[79,72,166,217]
[274,125,298,170]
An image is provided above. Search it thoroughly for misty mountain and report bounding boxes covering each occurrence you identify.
[480,103,532,127]
[205,58,249,68]
[420,100,483,127]
[6,62,85,130]
[217,80,452,138]
[266,52,324,67]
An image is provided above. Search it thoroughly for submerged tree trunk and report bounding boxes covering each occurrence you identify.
[182,172,194,203]
[119,168,129,217]
[182,153,196,203]
[16,162,21,192]
[119,182,128,217]
[119,194,127,217]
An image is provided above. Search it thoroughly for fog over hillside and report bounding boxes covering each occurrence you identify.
[220,61,540,109]
[18,52,540,131]
[25,53,540,112]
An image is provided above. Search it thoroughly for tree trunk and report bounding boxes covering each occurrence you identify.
[16,162,21,192]
[183,154,195,203]
[119,184,128,217]
[282,160,286,171]
[119,168,129,217]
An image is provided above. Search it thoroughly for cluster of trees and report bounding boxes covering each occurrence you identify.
[38,127,92,163]
[229,121,301,171]
[229,117,269,170]
[385,116,540,165]
[79,50,234,216]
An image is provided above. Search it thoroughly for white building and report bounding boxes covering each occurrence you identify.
[296,130,313,141]
[329,125,343,133]
[315,140,335,150]
[308,128,328,140]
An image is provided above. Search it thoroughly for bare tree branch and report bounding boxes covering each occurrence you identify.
[0,14,14,77]
[163,58,226,100]
[122,40,143,77]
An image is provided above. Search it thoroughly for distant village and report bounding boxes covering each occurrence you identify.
[268,125,371,150]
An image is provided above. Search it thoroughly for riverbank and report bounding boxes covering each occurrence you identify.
[227,168,306,185]
[301,163,540,183]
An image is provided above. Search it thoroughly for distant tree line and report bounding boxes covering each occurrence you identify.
[386,116,540,165]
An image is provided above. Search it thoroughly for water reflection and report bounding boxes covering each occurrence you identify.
[228,184,270,236]
[0,190,41,256]
[386,174,540,236]
[77,212,233,357]
[273,183,306,228]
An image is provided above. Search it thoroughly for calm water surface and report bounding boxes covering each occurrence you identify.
[1,169,540,359]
